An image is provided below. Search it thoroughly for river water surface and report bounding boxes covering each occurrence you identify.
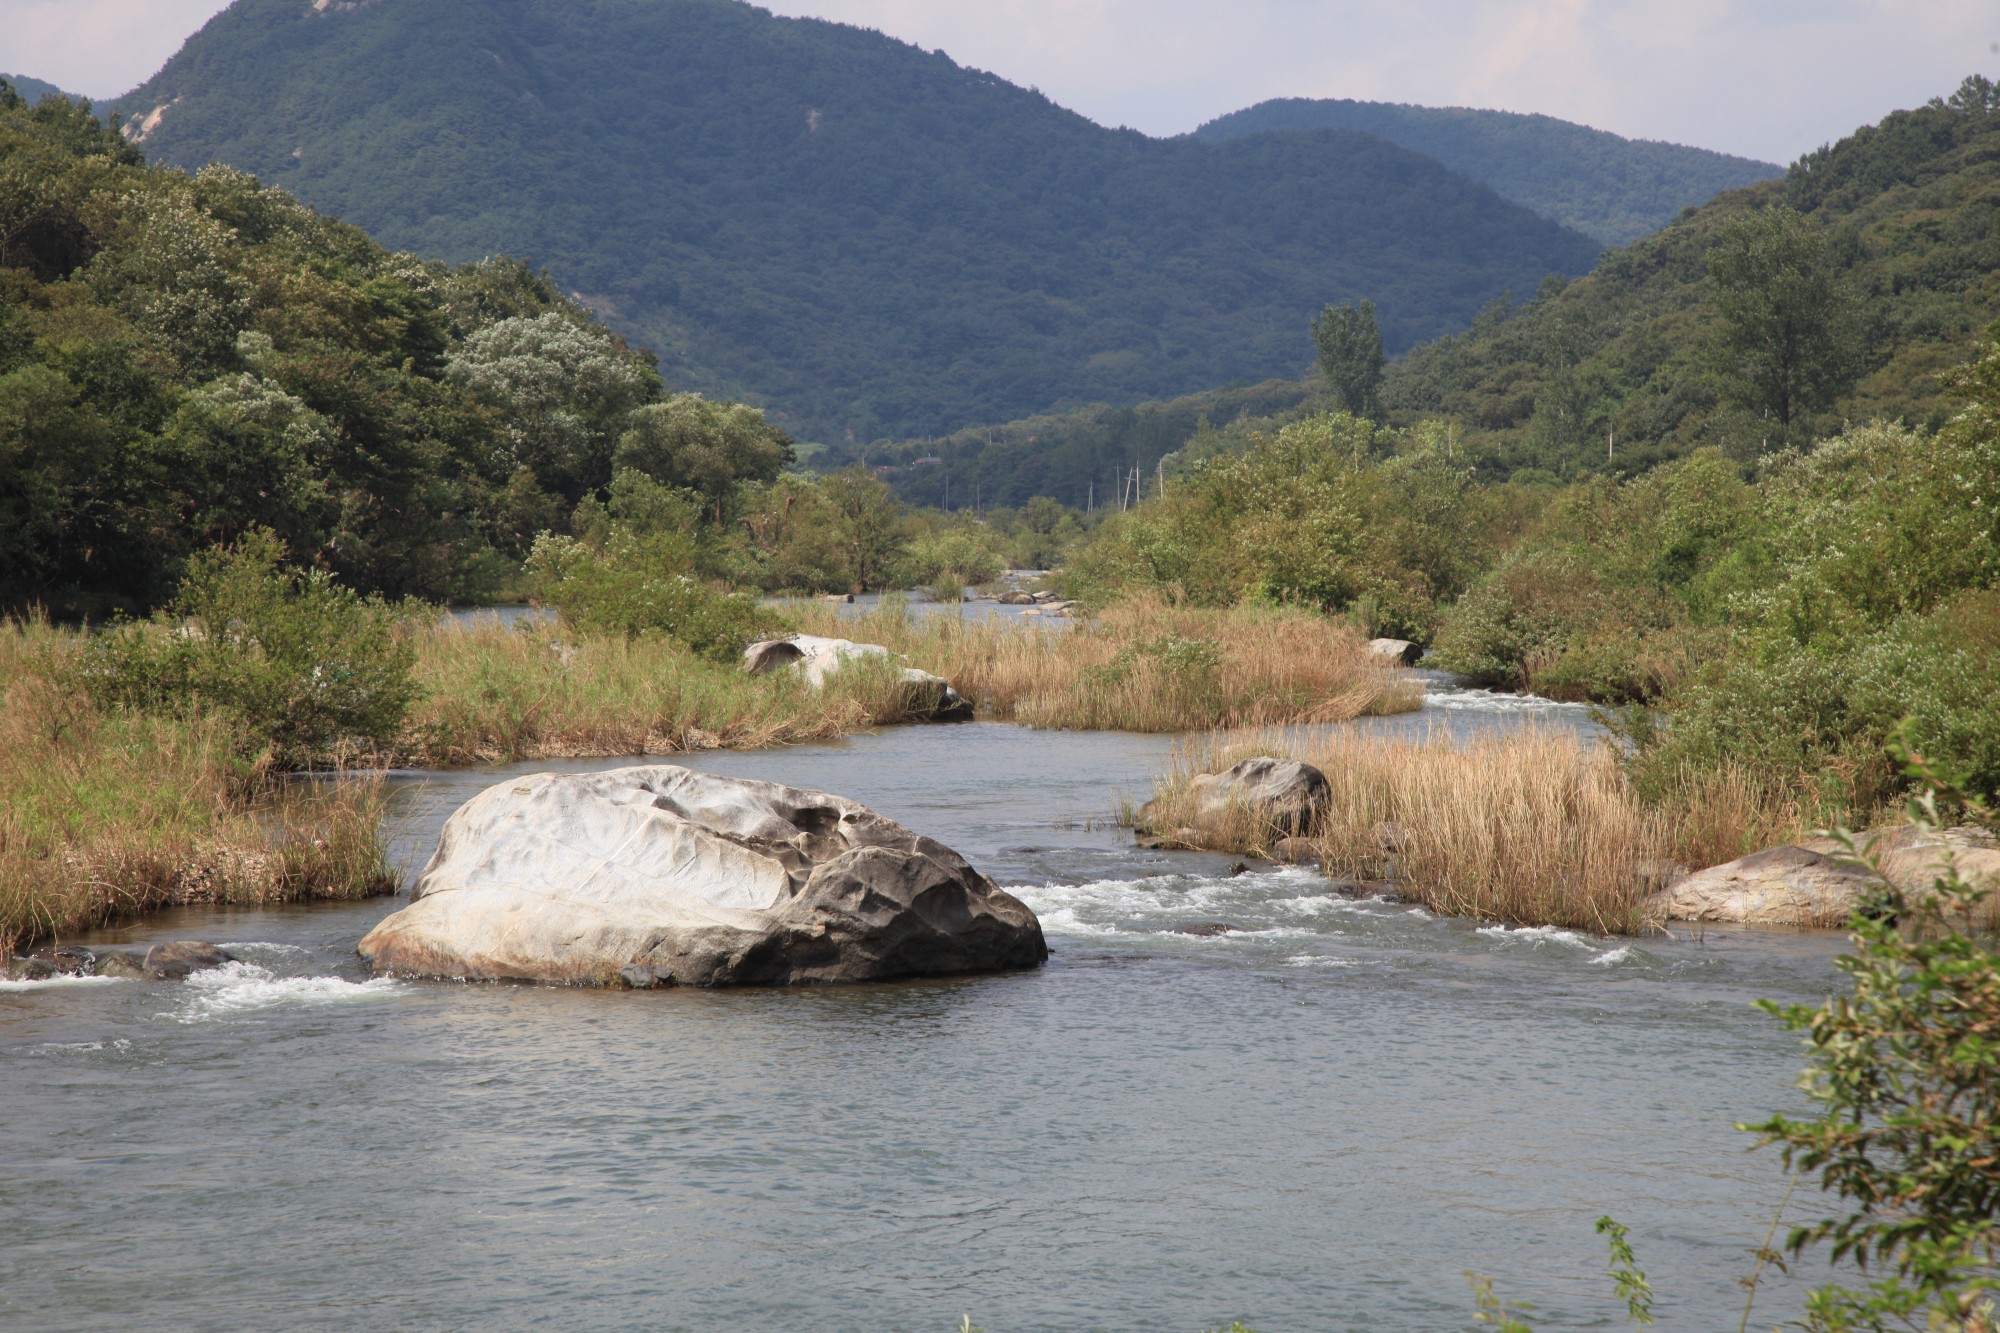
[1,687,1843,1331]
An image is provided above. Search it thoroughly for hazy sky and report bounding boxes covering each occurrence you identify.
[5,0,1996,163]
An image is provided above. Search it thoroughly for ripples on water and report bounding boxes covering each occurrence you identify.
[0,686,1840,1332]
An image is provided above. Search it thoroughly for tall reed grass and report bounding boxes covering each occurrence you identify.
[401,619,914,764]
[785,596,1421,732]
[1135,727,1801,934]
[0,621,395,955]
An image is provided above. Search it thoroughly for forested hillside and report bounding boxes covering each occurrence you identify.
[0,84,676,612]
[1382,77,2000,478]
[820,379,1314,510]
[0,75,81,109]
[1197,99,1778,245]
[108,0,1599,445]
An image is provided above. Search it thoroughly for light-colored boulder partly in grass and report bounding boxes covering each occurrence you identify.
[357,765,1047,986]
[742,634,973,720]
[1366,638,1423,666]
[1138,756,1330,839]
[1650,825,2000,926]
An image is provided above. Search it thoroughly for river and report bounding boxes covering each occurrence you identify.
[0,683,1841,1331]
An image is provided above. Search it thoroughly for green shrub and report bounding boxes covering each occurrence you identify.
[526,531,776,662]
[76,530,419,767]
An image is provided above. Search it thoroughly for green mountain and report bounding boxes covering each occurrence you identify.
[1381,77,2000,477]
[1196,99,1780,246]
[1,75,86,109]
[853,78,2000,508]
[109,0,1600,445]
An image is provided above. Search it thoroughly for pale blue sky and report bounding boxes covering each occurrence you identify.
[4,0,1995,163]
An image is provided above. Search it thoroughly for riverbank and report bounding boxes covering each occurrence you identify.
[0,623,395,956]
[0,599,1418,950]
[1131,728,1805,934]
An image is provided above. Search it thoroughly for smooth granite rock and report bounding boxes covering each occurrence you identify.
[357,765,1047,987]
[742,635,973,720]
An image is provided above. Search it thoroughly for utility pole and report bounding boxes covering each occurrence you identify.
[1607,427,1614,463]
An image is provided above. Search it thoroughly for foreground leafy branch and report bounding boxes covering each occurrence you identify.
[1743,748,2000,1332]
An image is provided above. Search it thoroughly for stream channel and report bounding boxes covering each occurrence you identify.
[1,672,1845,1331]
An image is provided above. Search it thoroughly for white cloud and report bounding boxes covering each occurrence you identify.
[2,0,1994,161]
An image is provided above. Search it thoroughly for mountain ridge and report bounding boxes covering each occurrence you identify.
[1196,97,1780,245]
[107,0,1601,443]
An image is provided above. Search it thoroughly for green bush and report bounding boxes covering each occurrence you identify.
[76,531,419,767]
[526,476,780,661]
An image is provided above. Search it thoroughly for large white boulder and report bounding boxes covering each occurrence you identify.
[358,766,1046,986]
[743,635,973,720]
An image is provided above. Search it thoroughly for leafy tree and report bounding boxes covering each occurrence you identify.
[615,393,793,522]
[443,311,656,503]
[1312,299,1386,419]
[1706,205,1864,442]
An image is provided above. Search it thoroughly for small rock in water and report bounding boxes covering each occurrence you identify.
[38,947,97,976]
[93,951,149,980]
[1270,837,1321,865]
[143,941,233,980]
[6,955,56,981]
[1227,861,1250,877]
[617,964,676,990]
[1173,922,1240,937]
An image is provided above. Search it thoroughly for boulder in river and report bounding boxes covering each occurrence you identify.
[143,941,234,979]
[356,765,1048,987]
[1648,824,2000,926]
[743,635,973,720]
[1366,638,1423,666]
[1185,757,1330,837]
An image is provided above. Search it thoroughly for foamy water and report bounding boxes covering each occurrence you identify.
[162,959,399,1022]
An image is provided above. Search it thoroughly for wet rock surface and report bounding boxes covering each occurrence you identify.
[357,764,1048,987]
[3,941,234,982]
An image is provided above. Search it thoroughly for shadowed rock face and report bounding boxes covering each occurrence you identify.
[357,766,1046,986]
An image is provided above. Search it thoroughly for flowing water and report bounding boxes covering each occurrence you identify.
[0,686,1843,1331]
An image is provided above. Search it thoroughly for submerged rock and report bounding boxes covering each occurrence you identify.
[2,943,231,982]
[93,951,150,980]
[357,765,1048,987]
[1649,825,1999,926]
[742,634,973,720]
[143,941,234,980]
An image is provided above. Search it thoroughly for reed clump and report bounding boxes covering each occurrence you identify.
[785,596,1421,732]
[0,620,396,956]
[400,618,921,764]
[1134,727,1804,934]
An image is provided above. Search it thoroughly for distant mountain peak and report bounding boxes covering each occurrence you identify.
[1196,97,1780,246]
[110,0,1601,441]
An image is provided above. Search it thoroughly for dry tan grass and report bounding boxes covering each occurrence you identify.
[400,619,887,765]
[0,621,395,955]
[785,595,1421,732]
[1134,726,1806,934]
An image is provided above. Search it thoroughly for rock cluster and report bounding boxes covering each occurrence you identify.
[357,765,1048,987]
[3,941,233,982]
